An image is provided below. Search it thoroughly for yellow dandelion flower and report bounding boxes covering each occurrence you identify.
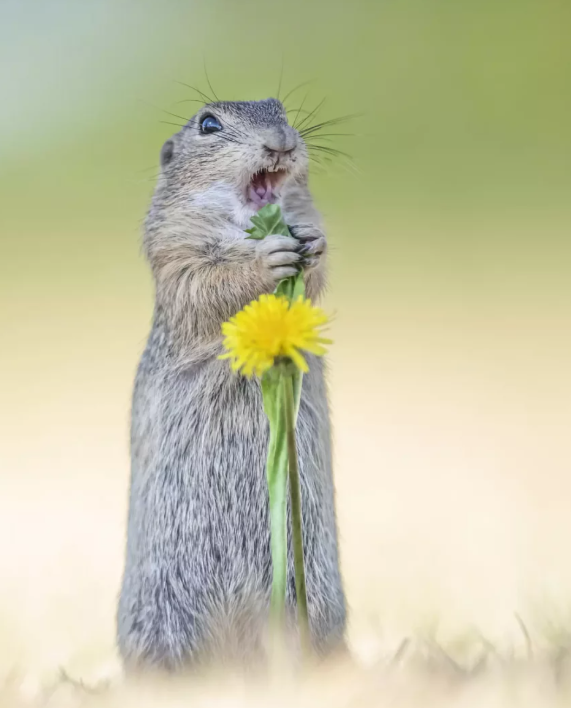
[219,294,332,377]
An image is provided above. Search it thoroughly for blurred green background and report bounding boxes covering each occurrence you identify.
[2,0,570,445]
[1,0,571,677]
[2,0,570,311]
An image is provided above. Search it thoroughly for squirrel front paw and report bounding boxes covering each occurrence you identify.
[289,225,327,270]
[255,234,301,284]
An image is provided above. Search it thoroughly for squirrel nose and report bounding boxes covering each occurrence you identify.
[263,126,298,155]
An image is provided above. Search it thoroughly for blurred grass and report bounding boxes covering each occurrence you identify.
[5,641,571,707]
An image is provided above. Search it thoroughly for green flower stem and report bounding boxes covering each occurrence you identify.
[267,427,287,631]
[262,369,288,634]
[247,204,310,654]
[283,372,311,655]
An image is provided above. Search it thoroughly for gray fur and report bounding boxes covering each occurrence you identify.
[117,98,346,670]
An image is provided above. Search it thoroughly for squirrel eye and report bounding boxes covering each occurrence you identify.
[200,115,223,134]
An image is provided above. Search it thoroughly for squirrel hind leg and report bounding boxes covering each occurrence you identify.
[117,584,202,671]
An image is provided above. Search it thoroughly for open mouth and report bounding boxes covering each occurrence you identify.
[247,168,288,208]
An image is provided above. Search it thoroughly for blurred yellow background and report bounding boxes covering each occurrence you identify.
[1,0,570,695]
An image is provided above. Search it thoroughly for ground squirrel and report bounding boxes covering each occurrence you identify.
[117,98,346,669]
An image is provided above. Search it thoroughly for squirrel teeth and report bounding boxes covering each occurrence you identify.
[248,168,287,209]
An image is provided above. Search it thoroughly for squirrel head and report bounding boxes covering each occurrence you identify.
[152,98,309,228]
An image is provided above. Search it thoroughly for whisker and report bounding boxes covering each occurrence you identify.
[206,129,240,143]
[138,98,193,124]
[215,134,240,145]
[299,113,362,137]
[175,98,207,106]
[175,81,216,105]
[308,155,329,173]
[295,97,326,132]
[160,120,187,129]
[305,137,336,144]
[136,164,160,174]
[303,132,355,139]
[220,127,248,141]
[127,169,164,184]
[310,151,359,177]
[218,125,249,142]
[285,107,312,116]
[307,144,353,159]
[203,61,220,102]
[220,124,245,135]
[136,172,162,183]
[307,143,359,175]
[281,79,315,107]
[162,108,193,123]
[292,92,310,130]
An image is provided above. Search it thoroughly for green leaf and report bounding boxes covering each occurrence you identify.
[245,204,291,240]
[274,277,294,300]
[291,271,306,301]
[274,271,305,302]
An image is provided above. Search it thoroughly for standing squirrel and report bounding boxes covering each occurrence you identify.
[117,98,346,669]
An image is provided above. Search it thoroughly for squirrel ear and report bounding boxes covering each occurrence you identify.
[160,139,175,168]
